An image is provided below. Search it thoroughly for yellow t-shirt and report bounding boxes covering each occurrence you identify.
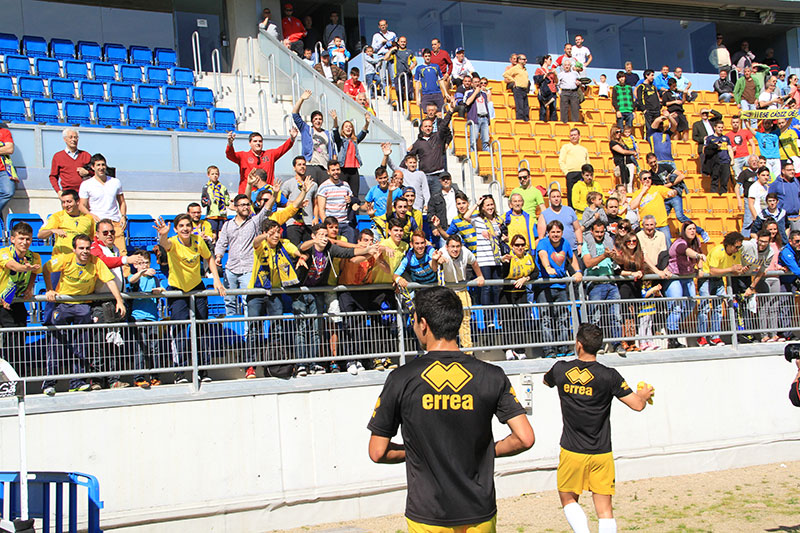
[506,212,536,251]
[374,237,408,284]
[0,246,42,304]
[328,235,347,285]
[634,185,671,228]
[270,204,299,225]
[166,235,211,292]
[408,208,423,230]
[505,253,536,292]
[191,220,213,240]
[49,253,113,302]
[249,239,299,289]
[702,244,742,274]
[42,210,95,255]
[571,181,603,218]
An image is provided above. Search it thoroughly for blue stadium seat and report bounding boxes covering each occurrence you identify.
[154,48,177,67]
[103,43,127,64]
[108,82,133,104]
[31,98,59,124]
[64,100,91,125]
[6,215,44,245]
[126,215,157,248]
[145,66,168,86]
[79,80,105,103]
[0,75,13,97]
[155,105,181,129]
[34,57,60,78]
[49,78,75,100]
[21,36,47,58]
[92,62,116,82]
[129,46,153,66]
[0,33,19,56]
[0,97,28,122]
[18,76,44,99]
[171,67,194,87]
[136,84,161,105]
[211,108,236,132]
[184,107,209,130]
[95,102,121,127]
[120,64,143,84]
[190,87,214,109]
[125,104,151,128]
[49,38,74,61]
[64,60,89,80]
[5,55,30,77]
[76,41,101,62]
[164,86,188,106]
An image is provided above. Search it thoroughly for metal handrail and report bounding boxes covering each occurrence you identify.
[461,159,476,203]
[464,120,475,172]
[191,31,202,76]
[211,49,222,99]
[314,41,325,65]
[246,36,255,83]
[283,113,293,134]
[396,72,410,117]
[291,72,300,103]
[488,139,506,212]
[267,54,277,103]
[257,89,269,134]
[233,69,245,122]
[518,158,530,171]
[319,92,329,128]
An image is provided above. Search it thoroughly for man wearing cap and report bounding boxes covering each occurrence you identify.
[313,49,346,90]
[451,47,475,88]
[281,3,306,57]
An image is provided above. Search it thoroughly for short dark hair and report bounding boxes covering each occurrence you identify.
[261,218,280,233]
[350,67,360,75]
[393,195,408,207]
[414,286,462,341]
[581,163,594,174]
[766,192,779,201]
[454,191,469,203]
[375,166,388,178]
[591,219,607,230]
[546,220,564,232]
[10,222,32,237]
[616,70,626,80]
[60,188,79,202]
[324,216,339,227]
[359,228,374,239]
[96,218,115,231]
[72,233,91,247]
[576,323,603,355]
[248,132,263,142]
[173,213,192,228]
[293,156,306,167]
[446,234,462,245]
[757,166,771,175]
[722,231,744,247]
[90,153,106,166]
[233,193,249,205]
[422,48,432,55]
[252,168,268,182]
[187,202,201,211]
[643,69,654,77]
[310,110,323,122]
[757,228,772,240]
[328,159,341,169]
[310,223,326,235]
[387,217,404,230]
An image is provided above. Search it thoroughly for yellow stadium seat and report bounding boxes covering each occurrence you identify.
[502,153,521,172]
[490,91,507,108]
[543,155,561,173]
[477,153,493,174]
[595,175,615,193]
[589,156,607,173]
[537,137,559,154]
[582,109,602,125]
[591,124,611,140]
[667,217,682,236]
[553,122,573,138]
[529,172,548,189]
[687,194,710,214]
[704,216,725,237]
[533,122,553,137]
[527,94,540,110]
[517,137,537,153]
[495,135,517,154]
[728,194,743,213]
[596,98,613,111]
[725,215,742,232]
[513,121,532,137]
[600,111,617,125]
[494,106,510,120]
[582,139,600,156]
[493,120,512,135]
[487,80,505,93]
[521,154,543,172]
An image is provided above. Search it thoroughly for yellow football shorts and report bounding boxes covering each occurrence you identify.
[557,448,616,495]
[406,514,496,533]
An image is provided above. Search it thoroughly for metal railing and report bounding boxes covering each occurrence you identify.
[488,139,505,212]
[246,36,255,83]
[257,88,269,135]
[211,48,222,99]
[233,69,245,122]
[267,54,278,103]
[282,113,293,135]
[461,158,476,203]
[5,272,797,392]
[191,31,202,77]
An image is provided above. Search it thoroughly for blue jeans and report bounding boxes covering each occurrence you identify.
[224,269,251,316]
[130,321,161,381]
[246,293,287,363]
[656,225,673,248]
[665,278,696,333]
[0,176,15,222]
[470,115,490,152]
[167,284,210,379]
[698,278,726,337]
[587,283,622,339]
[43,303,92,390]
[616,112,634,129]
[740,100,757,128]
[365,73,381,96]
[664,196,709,241]
[718,93,733,103]
[742,199,754,238]
[292,293,320,361]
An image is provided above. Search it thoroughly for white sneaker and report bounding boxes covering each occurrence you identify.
[347,361,359,375]
[311,364,326,375]
[505,349,516,361]
[515,350,527,360]
[356,361,365,372]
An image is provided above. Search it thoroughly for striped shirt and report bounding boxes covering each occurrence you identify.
[317,179,353,223]
[471,215,503,267]
[447,215,478,253]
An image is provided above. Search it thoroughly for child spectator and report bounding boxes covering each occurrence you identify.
[637,281,662,351]
[302,48,315,67]
[343,67,367,98]
[580,191,608,233]
[127,249,167,388]
[200,165,229,241]
[327,36,350,69]
[363,166,401,217]
[594,74,609,98]
[362,46,382,96]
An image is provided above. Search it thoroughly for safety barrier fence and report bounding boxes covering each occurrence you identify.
[4,273,797,391]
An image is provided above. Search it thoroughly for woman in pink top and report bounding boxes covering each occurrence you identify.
[665,222,706,343]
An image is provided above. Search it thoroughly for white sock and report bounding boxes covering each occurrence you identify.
[563,502,590,533]
[598,518,617,533]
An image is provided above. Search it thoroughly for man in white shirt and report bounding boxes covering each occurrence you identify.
[558,60,582,123]
[748,165,772,224]
[78,153,126,255]
[258,7,279,39]
[451,47,475,87]
[758,76,781,110]
[371,19,396,62]
[709,34,732,74]
[673,67,697,102]
[571,34,592,68]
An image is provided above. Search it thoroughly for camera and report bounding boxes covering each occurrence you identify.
[784,343,800,362]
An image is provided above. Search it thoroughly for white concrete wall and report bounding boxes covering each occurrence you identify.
[0,352,798,531]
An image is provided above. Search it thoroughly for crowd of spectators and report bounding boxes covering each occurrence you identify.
[2,20,800,393]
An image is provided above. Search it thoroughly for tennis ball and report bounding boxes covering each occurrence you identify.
[637,381,654,405]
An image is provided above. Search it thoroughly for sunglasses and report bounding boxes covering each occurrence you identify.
[625,239,637,244]
[512,243,526,247]
[236,202,252,207]
[101,230,116,236]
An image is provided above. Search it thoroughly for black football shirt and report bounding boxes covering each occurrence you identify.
[367,350,526,527]
[544,359,632,454]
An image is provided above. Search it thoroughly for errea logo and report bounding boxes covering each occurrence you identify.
[421,361,474,411]
[564,366,594,396]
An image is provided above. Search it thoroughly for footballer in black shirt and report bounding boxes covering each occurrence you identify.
[544,323,653,533]
[368,286,534,532]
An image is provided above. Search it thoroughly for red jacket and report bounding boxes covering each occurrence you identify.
[430,50,453,77]
[343,79,366,97]
[91,238,125,269]
[225,137,294,194]
[282,16,306,43]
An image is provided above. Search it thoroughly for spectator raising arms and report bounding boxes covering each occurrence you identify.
[226,129,297,195]
[293,89,338,185]
[331,109,370,198]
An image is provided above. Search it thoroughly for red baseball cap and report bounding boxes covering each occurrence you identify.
[284,3,294,9]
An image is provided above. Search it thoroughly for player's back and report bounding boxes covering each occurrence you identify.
[368,350,524,526]
[544,359,632,455]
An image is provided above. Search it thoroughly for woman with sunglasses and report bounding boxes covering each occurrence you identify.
[609,126,638,191]
[500,234,538,359]
[664,221,705,348]
[615,219,633,239]
[614,232,645,351]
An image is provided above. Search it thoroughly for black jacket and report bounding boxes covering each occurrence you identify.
[407,110,454,174]
[295,242,355,286]
[427,182,462,231]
